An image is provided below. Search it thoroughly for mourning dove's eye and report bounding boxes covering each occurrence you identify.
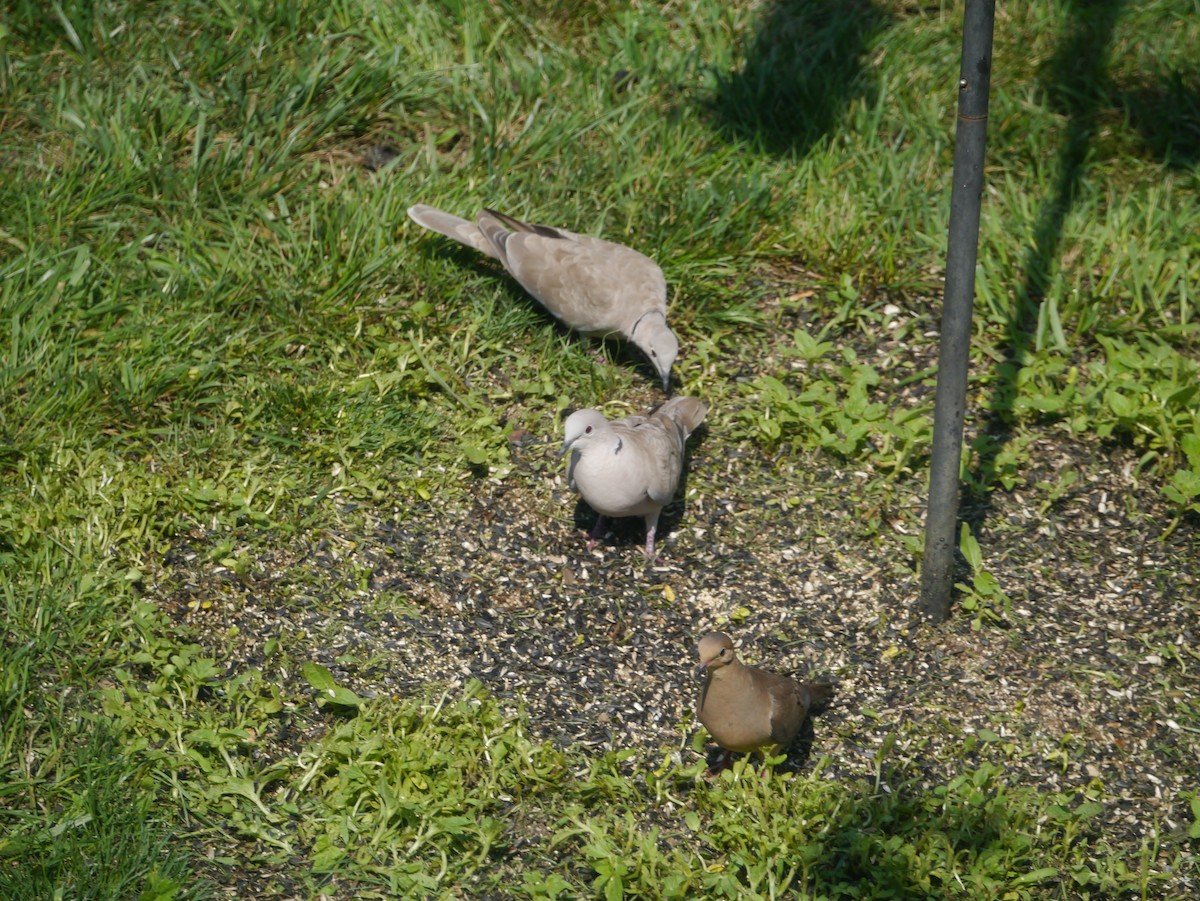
[719,648,728,657]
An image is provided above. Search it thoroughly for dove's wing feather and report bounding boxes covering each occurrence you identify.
[696,632,833,759]
[492,232,667,337]
[753,669,808,748]
[409,204,677,389]
[610,417,685,506]
[654,396,708,437]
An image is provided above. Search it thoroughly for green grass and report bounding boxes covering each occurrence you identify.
[2,0,1199,897]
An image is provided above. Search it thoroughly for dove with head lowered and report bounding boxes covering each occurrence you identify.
[408,204,679,391]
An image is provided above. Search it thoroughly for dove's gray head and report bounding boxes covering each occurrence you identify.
[630,313,678,392]
[695,632,737,677]
[560,409,610,456]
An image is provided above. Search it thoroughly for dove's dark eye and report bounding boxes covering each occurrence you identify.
[585,426,593,434]
[719,648,728,657]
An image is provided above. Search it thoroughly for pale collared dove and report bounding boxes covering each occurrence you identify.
[407,204,679,390]
[695,631,833,772]
[560,396,707,559]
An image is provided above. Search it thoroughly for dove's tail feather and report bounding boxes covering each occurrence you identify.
[655,396,708,438]
[408,204,499,259]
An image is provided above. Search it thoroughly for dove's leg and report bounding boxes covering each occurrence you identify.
[643,512,660,560]
[585,515,608,550]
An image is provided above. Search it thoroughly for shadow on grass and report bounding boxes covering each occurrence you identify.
[806,775,1028,896]
[969,0,1200,529]
[966,0,1125,529]
[692,757,1095,898]
[1121,68,1200,169]
[706,0,889,156]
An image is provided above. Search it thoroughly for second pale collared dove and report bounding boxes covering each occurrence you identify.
[695,631,833,772]
[560,396,707,559]
[407,204,679,390]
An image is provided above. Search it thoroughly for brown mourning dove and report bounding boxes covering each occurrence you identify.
[695,632,833,772]
[560,396,707,559]
[407,204,679,390]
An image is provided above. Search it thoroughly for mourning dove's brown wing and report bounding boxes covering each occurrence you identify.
[560,396,707,559]
[408,204,678,389]
[695,632,833,771]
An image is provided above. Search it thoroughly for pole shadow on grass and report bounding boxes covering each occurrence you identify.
[706,0,889,156]
[965,0,1125,533]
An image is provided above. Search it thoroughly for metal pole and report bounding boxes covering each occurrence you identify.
[919,0,996,622]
